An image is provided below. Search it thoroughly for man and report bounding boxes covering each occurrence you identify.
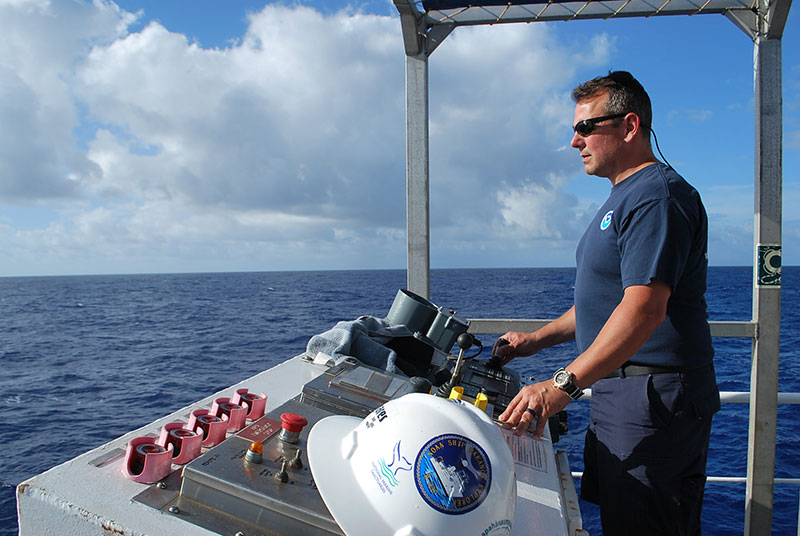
[494,71,719,535]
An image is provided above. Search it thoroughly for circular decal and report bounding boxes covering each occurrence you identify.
[600,210,613,230]
[414,434,491,515]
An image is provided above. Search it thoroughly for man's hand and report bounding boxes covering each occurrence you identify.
[498,380,571,439]
[492,331,539,366]
[493,306,578,367]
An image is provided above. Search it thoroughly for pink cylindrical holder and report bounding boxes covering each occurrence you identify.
[122,436,173,483]
[212,397,248,432]
[158,422,202,465]
[188,409,228,447]
[231,389,267,420]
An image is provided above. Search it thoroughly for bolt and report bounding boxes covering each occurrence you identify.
[235,532,246,536]
[157,481,167,489]
[168,505,180,514]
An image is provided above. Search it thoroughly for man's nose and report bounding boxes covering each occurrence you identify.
[570,131,583,148]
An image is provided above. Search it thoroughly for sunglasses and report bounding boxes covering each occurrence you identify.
[573,112,627,136]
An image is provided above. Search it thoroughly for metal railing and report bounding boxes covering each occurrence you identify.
[467,319,757,338]
[467,318,797,533]
[567,392,800,535]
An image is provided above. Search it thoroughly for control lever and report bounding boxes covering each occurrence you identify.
[488,337,510,368]
[436,333,475,397]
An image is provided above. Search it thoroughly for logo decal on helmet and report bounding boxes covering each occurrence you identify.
[600,210,613,230]
[377,440,412,488]
[481,519,513,536]
[370,440,412,494]
[414,434,491,515]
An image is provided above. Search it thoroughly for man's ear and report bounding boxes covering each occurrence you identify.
[622,112,641,143]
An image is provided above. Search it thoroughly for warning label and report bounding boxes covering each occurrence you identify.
[504,432,547,473]
[238,417,281,443]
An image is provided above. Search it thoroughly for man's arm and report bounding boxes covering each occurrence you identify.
[567,279,671,386]
[495,306,576,365]
[499,279,672,438]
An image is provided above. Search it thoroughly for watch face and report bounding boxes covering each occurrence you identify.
[555,371,570,386]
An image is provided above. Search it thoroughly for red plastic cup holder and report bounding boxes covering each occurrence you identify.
[188,409,228,447]
[212,397,247,432]
[158,422,202,465]
[122,436,173,483]
[231,389,267,420]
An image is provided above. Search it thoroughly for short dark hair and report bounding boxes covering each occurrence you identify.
[572,71,652,133]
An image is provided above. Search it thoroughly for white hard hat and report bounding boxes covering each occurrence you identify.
[307,392,516,536]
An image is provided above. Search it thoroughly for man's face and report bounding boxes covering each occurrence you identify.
[570,92,626,179]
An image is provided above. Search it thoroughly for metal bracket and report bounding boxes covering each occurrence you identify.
[724,9,759,40]
[393,0,455,57]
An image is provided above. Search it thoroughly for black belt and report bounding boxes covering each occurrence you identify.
[604,361,711,379]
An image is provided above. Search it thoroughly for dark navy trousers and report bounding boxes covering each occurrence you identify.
[581,365,720,536]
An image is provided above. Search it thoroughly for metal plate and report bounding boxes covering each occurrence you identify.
[135,398,343,536]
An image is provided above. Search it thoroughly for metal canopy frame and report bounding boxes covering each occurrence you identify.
[391,0,790,533]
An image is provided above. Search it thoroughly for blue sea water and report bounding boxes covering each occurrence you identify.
[1,266,798,535]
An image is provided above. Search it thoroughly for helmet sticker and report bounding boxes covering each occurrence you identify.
[415,434,492,515]
[481,519,513,536]
[364,405,388,429]
[369,440,411,495]
[600,210,613,230]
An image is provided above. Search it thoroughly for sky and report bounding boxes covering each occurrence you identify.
[0,0,798,276]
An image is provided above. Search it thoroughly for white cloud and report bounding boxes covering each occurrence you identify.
[425,24,611,245]
[497,175,595,240]
[0,0,129,201]
[0,1,617,275]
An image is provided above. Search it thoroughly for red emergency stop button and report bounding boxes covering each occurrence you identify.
[279,413,308,443]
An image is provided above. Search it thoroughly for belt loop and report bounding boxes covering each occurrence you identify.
[618,366,627,379]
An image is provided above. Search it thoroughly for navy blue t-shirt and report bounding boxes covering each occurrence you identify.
[574,163,713,367]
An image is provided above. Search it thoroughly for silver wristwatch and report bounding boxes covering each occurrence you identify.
[553,368,583,399]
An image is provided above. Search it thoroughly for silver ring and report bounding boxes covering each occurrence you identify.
[524,408,537,419]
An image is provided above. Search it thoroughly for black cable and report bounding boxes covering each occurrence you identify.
[651,127,673,170]
[464,340,483,360]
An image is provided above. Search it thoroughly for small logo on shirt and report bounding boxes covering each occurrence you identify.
[600,210,613,230]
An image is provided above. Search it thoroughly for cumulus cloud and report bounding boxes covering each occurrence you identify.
[0,0,129,201]
[497,176,595,240]
[425,23,611,246]
[0,0,616,275]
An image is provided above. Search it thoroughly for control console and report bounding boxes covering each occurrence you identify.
[459,359,521,412]
[132,357,524,536]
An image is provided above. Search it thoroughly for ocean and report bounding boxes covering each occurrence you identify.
[1,266,798,535]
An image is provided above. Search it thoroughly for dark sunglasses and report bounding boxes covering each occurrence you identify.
[573,112,627,136]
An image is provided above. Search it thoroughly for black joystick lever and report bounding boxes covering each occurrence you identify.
[488,338,510,368]
[457,333,475,350]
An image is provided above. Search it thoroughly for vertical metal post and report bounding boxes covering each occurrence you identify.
[405,53,431,299]
[745,35,782,536]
